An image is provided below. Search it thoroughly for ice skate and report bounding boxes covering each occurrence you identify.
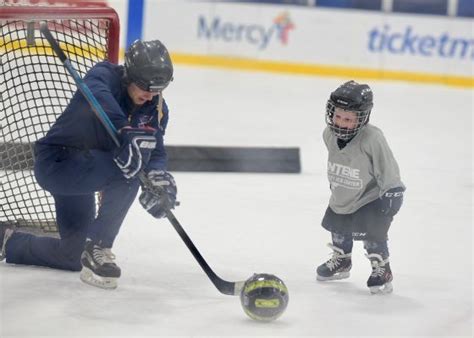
[317,244,352,281]
[366,253,393,294]
[0,224,15,261]
[80,239,121,290]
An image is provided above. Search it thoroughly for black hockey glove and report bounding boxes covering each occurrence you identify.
[380,187,405,217]
[139,170,177,219]
[113,127,157,179]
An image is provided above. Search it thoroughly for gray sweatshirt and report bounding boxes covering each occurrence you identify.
[323,124,405,214]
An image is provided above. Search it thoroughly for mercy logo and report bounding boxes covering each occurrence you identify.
[327,162,362,190]
[197,12,295,50]
[368,25,474,60]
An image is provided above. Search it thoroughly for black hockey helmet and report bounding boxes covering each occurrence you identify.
[124,39,173,92]
[325,80,373,140]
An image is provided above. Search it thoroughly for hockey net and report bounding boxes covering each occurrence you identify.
[0,6,119,232]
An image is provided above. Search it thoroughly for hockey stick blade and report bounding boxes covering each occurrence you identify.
[39,22,245,296]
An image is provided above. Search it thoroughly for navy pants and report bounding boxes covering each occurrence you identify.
[5,144,140,271]
[321,200,393,259]
[331,233,389,260]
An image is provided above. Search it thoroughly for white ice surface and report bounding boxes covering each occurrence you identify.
[0,65,472,337]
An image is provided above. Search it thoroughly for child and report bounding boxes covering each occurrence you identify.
[317,80,405,294]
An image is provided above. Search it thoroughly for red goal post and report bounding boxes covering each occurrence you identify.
[0,6,119,63]
[0,5,120,231]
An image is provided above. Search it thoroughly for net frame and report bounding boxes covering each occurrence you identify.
[0,6,119,232]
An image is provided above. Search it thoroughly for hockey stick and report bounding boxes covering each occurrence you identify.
[39,22,245,296]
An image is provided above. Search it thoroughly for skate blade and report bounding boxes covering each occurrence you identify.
[80,267,118,290]
[317,271,350,281]
[369,282,393,294]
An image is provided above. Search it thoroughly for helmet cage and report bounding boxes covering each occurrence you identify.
[325,100,371,140]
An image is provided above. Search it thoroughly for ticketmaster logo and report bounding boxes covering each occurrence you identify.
[197,13,294,50]
[368,25,474,60]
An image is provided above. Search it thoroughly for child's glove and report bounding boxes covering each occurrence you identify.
[380,187,405,217]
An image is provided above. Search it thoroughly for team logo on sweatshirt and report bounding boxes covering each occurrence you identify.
[327,161,362,190]
[137,114,153,128]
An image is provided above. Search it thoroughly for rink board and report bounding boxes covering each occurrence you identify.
[0,142,301,173]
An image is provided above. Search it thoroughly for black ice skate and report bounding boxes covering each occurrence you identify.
[366,253,393,294]
[316,244,352,281]
[80,239,121,290]
[0,223,15,261]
